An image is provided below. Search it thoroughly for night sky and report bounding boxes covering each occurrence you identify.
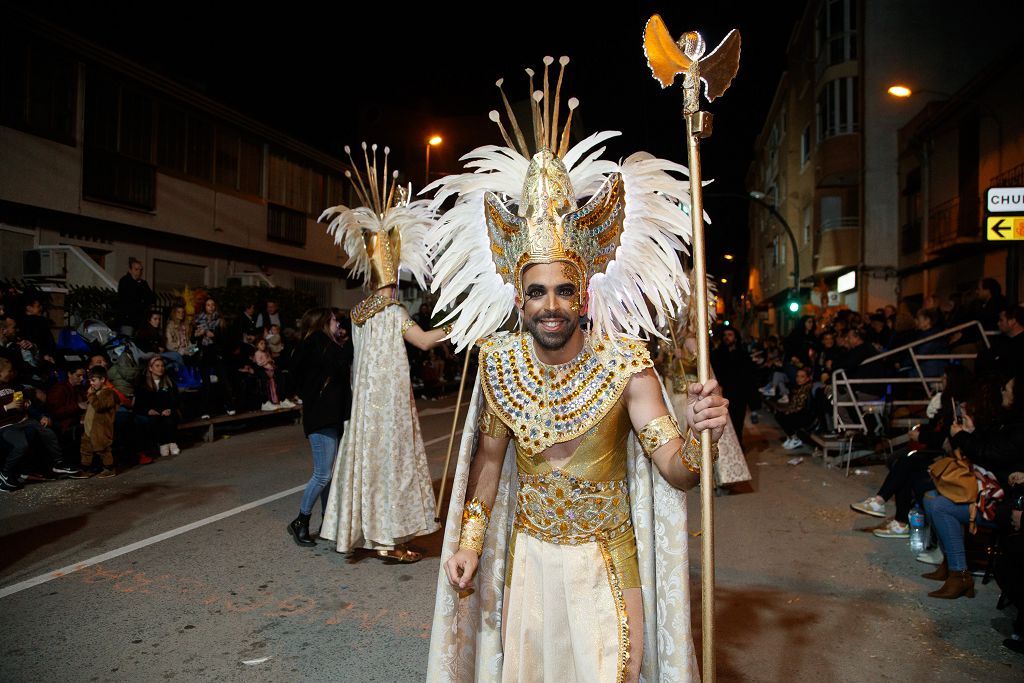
[25,0,806,281]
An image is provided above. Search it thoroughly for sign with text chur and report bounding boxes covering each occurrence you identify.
[987,187,1024,213]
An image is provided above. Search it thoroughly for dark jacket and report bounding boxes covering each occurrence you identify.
[46,381,86,432]
[133,378,180,415]
[951,416,1024,488]
[291,331,352,436]
[711,342,754,408]
[116,274,156,330]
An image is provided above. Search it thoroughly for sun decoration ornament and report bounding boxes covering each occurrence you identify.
[423,57,707,352]
[319,143,433,291]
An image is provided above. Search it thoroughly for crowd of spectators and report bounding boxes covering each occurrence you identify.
[709,277,1022,655]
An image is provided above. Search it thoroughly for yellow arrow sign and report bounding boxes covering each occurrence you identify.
[986,216,1024,241]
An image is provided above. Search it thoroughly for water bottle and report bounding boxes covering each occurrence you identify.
[908,508,927,554]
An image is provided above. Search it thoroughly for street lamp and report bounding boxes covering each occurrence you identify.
[723,253,734,261]
[425,135,442,186]
[748,190,800,292]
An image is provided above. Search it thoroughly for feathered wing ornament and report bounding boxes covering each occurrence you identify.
[318,144,434,289]
[424,60,704,352]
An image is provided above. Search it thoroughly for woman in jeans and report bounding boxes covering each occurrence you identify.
[923,372,1024,599]
[287,308,352,546]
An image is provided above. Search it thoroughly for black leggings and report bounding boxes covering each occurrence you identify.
[877,453,936,524]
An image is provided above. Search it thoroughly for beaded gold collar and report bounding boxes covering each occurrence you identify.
[479,332,652,455]
[351,293,402,326]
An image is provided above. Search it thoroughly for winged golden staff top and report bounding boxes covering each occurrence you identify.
[643,14,740,681]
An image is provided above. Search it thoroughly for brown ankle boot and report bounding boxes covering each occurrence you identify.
[921,559,948,581]
[927,570,975,599]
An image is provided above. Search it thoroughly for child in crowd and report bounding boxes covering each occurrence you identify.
[254,338,295,411]
[80,366,119,478]
[1,358,80,491]
[265,324,284,356]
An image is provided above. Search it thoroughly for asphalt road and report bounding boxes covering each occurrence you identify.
[1,396,1020,681]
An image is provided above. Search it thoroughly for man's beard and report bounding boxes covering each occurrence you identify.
[524,310,580,351]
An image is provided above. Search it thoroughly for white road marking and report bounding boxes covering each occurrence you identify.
[423,430,464,448]
[0,484,306,600]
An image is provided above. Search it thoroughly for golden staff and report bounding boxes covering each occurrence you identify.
[644,15,741,681]
[435,346,474,521]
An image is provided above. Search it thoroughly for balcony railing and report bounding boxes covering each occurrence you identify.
[820,216,859,232]
[991,162,1024,188]
[927,195,982,251]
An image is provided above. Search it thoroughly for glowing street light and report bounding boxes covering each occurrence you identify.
[425,135,443,185]
[720,278,728,284]
[887,84,912,98]
[723,253,734,261]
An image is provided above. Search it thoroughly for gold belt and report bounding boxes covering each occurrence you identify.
[514,470,633,545]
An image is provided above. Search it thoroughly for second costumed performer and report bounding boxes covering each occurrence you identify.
[423,58,730,682]
[318,145,450,564]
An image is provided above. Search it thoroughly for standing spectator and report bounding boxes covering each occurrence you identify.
[80,366,119,478]
[45,365,88,468]
[115,258,156,336]
[287,308,353,546]
[134,356,181,459]
[712,327,754,444]
[977,304,1024,380]
[909,308,948,381]
[256,298,284,332]
[973,278,1007,331]
[238,303,260,337]
[193,297,235,418]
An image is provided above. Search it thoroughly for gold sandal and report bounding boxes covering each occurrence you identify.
[376,547,423,563]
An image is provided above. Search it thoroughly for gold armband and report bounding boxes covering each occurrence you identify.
[680,432,719,474]
[459,498,491,556]
[479,407,511,439]
[637,414,682,458]
[401,319,416,335]
[442,323,454,336]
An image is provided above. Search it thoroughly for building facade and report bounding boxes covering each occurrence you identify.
[0,12,367,314]
[746,0,1022,337]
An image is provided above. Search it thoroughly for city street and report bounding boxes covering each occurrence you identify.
[1,395,1020,682]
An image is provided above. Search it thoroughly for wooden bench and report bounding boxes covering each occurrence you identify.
[180,405,301,443]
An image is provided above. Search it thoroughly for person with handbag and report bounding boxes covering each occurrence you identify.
[286,308,352,547]
[922,372,1024,599]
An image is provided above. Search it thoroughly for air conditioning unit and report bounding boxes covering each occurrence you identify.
[22,249,67,278]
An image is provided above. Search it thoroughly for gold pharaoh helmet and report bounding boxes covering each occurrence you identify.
[319,147,433,292]
[425,57,694,352]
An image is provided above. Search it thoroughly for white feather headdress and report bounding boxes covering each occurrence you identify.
[318,143,433,290]
[423,57,706,351]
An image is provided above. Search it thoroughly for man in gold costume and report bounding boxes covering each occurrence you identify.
[423,58,729,682]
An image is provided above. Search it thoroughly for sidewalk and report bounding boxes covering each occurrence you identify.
[700,414,1021,681]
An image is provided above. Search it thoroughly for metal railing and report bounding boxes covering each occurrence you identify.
[831,320,993,436]
[820,216,859,231]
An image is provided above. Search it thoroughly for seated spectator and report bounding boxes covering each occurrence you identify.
[79,366,119,478]
[0,358,80,491]
[134,310,166,354]
[850,365,972,539]
[770,367,814,449]
[1,315,46,388]
[922,373,1024,599]
[164,304,194,359]
[972,278,1007,331]
[134,355,181,460]
[45,364,88,468]
[993,482,1024,653]
[865,313,894,351]
[17,294,57,366]
[238,303,260,338]
[906,308,948,382]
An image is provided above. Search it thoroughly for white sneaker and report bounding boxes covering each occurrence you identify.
[200,414,211,420]
[777,395,790,405]
[916,547,944,565]
[159,444,170,457]
[872,520,910,538]
[279,399,296,409]
[168,443,180,456]
[261,402,278,412]
[759,384,775,397]
[782,437,803,450]
[850,497,886,518]
[293,397,303,405]
[225,409,237,416]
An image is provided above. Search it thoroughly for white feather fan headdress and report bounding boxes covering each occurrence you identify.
[423,56,705,351]
[318,143,433,290]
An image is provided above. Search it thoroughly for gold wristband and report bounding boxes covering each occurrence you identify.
[442,323,454,336]
[637,414,682,458]
[479,408,511,439]
[459,497,491,556]
[680,432,719,474]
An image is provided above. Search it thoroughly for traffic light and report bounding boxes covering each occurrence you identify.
[785,291,801,315]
